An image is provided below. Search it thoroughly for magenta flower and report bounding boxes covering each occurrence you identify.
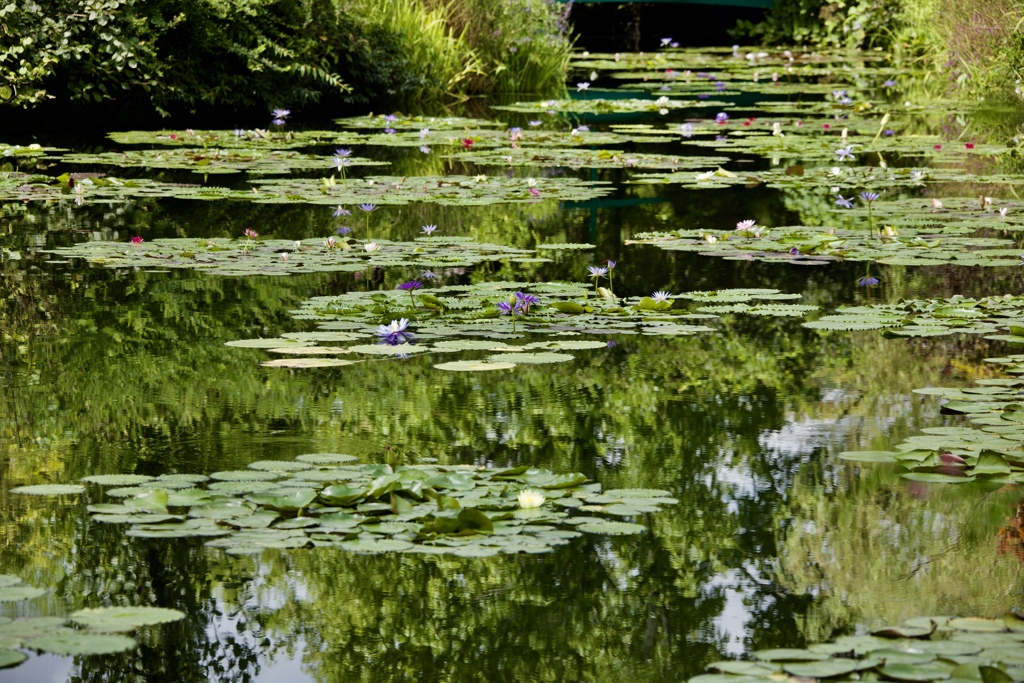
[243,228,258,240]
[130,236,144,245]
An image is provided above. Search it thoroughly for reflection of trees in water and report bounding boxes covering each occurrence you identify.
[772,465,1024,643]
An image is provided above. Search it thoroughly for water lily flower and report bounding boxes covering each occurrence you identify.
[419,146,430,154]
[233,129,245,137]
[679,123,694,137]
[335,148,352,158]
[528,188,540,197]
[397,280,422,291]
[576,82,590,91]
[518,489,545,508]
[384,114,398,123]
[324,236,338,249]
[364,242,381,252]
[497,301,518,316]
[526,178,537,188]
[704,234,718,244]
[714,81,727,91]
[461,138,475,149]
[1001,208,1009,217]
[272,109,291,119]
[130,236,144,245]
[835,195,853,208]
[509,127,523,141]
[857,275,880,287]
[514,292,541,314]
[383,127,396,134]
[333,156,351,171]
[528,120,543,127]
[735,219,757,231]
[835,146,855,162]
[280,252,289,261]
[651,290,671,302]
[272,118,286,126]
[333,206,351,217]
[772,122,783,137]
[860,191,880,202]
[243,228,258,240]
[422,224,437,236]
[421,270,438,280]
[474,174,487,182]
[660,37,673,46]
[715,112,729,124]
[376,318,412,345]
[294,241,302,249]
[358,204,377,213]
[965,143,975,149]
[932,198,943,209]
[576,125,590,133]
[588,266,609,278]
[337,226,352,236]
[883,79,896,87]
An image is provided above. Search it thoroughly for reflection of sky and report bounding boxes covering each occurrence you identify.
[707,569,754,657]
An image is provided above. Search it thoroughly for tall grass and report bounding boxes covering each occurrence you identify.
[342,0,570,104]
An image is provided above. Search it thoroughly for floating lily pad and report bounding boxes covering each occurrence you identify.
[784,660,863,678]
[69,607,187,632]
[0,586,45,602]
[11,484,85,496]
[434,360,517,372]
[261,358,360,368]
[81,475,155,486]
[28,632,136,656]
[0,650,26,668]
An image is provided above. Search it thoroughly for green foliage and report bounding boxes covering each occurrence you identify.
[0,0,570,113]
[730,0,902,48]
[0,0,354,113]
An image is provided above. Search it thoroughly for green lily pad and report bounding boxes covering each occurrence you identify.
[879,662,955,681]
[784,660,863,678]
[11,484,85,496]
[69,607,187,632]
[0,650,27,668]
[0,586,45,602]
[28,631,136,656]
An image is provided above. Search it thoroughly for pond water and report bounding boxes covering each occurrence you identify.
[1,48,1023,681]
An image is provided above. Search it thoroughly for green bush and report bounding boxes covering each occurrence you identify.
[0,0,570,115]
[730,0,903,49]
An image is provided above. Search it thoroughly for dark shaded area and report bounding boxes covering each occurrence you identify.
[568,3,766,52]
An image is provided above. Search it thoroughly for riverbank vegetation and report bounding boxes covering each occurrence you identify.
[0,0,572,115]
[732,0,1024,102]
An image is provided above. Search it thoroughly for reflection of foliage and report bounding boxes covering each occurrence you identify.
[773,466,1024,642]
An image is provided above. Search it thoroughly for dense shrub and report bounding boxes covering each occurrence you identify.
[0,0,570,115]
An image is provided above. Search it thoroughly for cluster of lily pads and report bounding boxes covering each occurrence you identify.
[14,455,678,557]
[840,352,1024,483]
[3,172,611,206]
[0,574,184,668]
[695,613,1024,683]
[228,286,815,370]
[627,220,1020,267]
[44,236,536,277]
[804,295,1024,338]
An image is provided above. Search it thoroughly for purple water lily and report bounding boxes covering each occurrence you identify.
[858,275,880,287]
[835,195,853,208]
[376,318,413,345]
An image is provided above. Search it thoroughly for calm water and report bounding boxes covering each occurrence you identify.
[1,53,1022,682]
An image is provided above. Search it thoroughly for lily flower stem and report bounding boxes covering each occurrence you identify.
[607,270,614,298]
[867,204,874,239]
[407,291,416,309]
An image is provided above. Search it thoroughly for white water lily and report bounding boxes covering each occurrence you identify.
[364,242,381,252]
[695,171,715,181]
[772,122,783,137]
[518,489,545,509]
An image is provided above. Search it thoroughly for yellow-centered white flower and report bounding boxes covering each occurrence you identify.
[517,489,545,509]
